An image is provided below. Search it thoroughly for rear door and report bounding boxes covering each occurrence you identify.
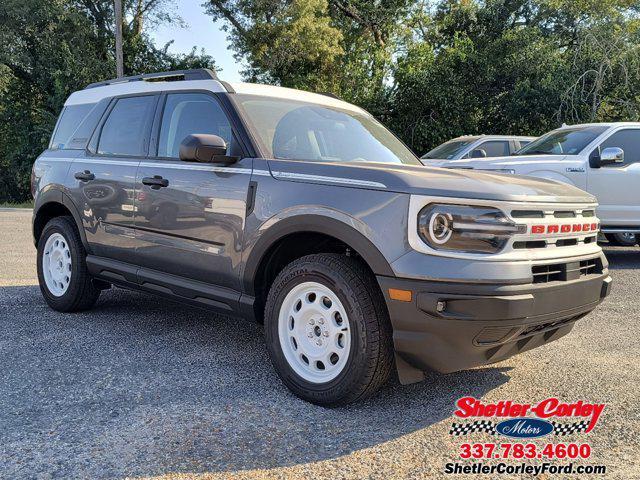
[475,140,511,158]
[463,140,511,158]
[134,91,251,291]
[588,128,640,225]
[68,94,158,262]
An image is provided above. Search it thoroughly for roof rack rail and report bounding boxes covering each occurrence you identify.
[85,68,219,89]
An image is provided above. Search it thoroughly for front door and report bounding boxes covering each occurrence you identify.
[588,128,640,225]
[69,94,157,263]
[134,92,251,291]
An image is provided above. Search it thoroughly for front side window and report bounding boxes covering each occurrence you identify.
[97,96,156,156]
[237,95,420,165]
[158,93,233,158]
[516,126,608,156]
[422,139,475,160]
[599,129,640,166]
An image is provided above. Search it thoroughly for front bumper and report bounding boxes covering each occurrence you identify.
[377,271,612,384]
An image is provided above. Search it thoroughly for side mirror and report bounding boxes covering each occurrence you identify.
[179,134,237,164]
[599,147,624,166]
[471,148,487,158]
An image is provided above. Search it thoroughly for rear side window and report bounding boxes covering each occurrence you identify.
[479,141,510,157]
[98,96,156,156]
[50,104,95,149]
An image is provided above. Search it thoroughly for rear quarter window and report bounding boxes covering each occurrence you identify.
[50,103,96,150]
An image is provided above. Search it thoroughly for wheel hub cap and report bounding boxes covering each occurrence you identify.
[278,282,351,383]
[42,233,72,297]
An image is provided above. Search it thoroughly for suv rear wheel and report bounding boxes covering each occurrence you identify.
[37,216,100,312]
[264,254,393,406]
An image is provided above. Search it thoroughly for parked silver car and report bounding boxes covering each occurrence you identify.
[421,135,535,161]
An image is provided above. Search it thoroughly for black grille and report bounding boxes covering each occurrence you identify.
[514,240,547,249]
[532,264,564,283]
[532,257,603,283]
[556,238,578,247]
[554,211,576,218]
[511,210,544,218]
[510,209,594,219]
[518,316,579,338]
[580,258,599,275]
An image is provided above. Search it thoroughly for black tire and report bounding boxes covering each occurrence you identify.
[604,232,638,247]
[37,216,100,312]
[264,253,394,406]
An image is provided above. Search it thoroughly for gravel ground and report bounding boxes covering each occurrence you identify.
[0,210,639,479]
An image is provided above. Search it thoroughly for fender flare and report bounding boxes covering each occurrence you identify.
[33,188,91,253]
[242,214,394,295]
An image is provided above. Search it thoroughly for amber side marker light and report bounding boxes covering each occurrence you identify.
[389,288,412,302]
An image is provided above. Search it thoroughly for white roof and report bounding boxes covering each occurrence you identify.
[65,78,368,115]
[228,82,368,114]
[65,79,227,105]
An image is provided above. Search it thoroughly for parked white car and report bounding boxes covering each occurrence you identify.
[428,123,640,244]
[421,135,535,161]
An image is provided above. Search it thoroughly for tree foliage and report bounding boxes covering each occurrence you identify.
[209,0,640,151]
[1,0,639,202]
[0,0,215,202]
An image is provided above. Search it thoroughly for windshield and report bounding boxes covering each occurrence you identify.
[421,138,475,160]
[516,126,608,155]
[236,95,420,165]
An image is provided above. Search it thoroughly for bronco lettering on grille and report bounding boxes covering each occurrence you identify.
[531,223,598,234]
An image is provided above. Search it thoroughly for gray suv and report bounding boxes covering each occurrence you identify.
[32,69,611,405]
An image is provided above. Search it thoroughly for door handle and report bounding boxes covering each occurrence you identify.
[142,175,169,189]
[74,170,95,182]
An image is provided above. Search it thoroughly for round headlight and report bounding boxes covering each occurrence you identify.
[417,204,523,254]
[429,212,453,244]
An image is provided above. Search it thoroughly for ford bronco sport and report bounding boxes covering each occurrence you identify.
[32,69,611,406]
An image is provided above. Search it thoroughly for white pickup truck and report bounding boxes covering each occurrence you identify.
[426,123,640,245]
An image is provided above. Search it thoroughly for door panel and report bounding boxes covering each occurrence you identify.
[134,92,250,290]
[588,129,640,225]
[134,159,251,289]
[68,157,140,262]
[68,95,157,262]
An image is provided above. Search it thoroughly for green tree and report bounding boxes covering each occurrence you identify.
[0,0,215,202]
[206,0,344,92]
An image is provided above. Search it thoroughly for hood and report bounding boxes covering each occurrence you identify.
[440,154,569,169]
[266,159,596,204]
[420,158,452,167]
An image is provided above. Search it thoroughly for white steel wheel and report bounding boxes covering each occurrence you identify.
[42,232,72,297]
[278,281,351,384]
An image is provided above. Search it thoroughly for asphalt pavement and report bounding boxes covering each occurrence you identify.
[1,210,638,479]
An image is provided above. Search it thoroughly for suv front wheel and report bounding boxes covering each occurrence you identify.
[264,254,393,406]
[37,216,101,312]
